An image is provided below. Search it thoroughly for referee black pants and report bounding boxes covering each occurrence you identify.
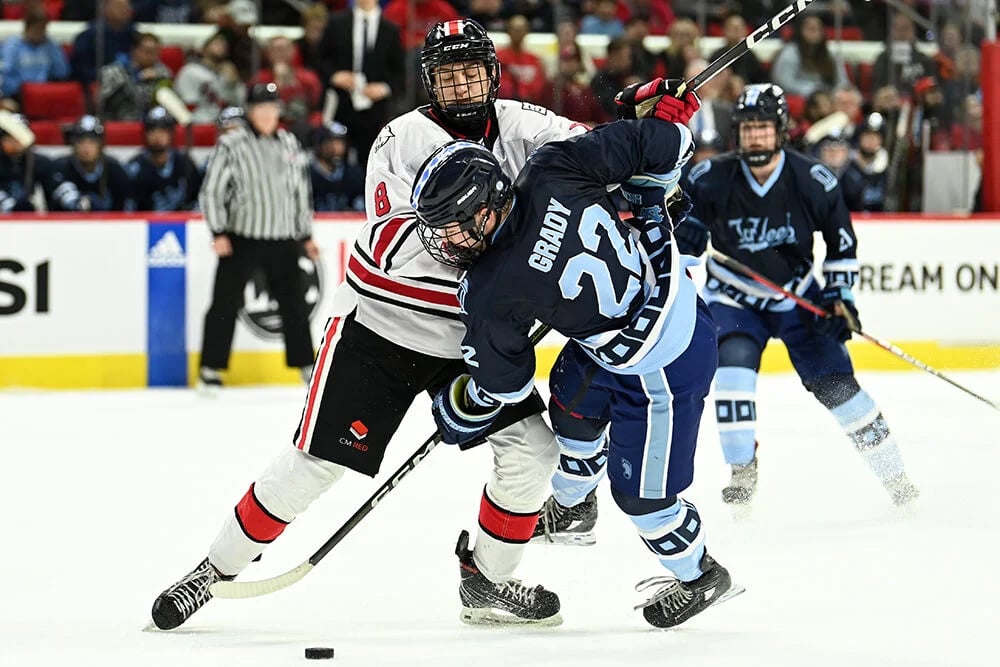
[200,235,314,370]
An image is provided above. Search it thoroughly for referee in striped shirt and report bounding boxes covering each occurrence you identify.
[198,82,318,389]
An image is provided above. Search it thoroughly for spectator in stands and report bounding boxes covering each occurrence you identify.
[946,93,983,151]
[126,106,203,211]
[195,0,231,22]
[771,14,849,97]
[466,0,507,32]
[0,113,52,212]
[833,86,864,137]
[873,11,937,94]
[261,0,302,26]
[933,22,963,85]
[250,36,323,140]
[710,14,766,86]
[70,0,138,88]
[684,57,733,140]
[544,46,603,126]
[590,36,638,122]
[0,7,70,112]
[309,121,364,212]
[659,17,699,78]
[320,0,404,167]
[382,0,460,52]
[497,15,549,105]
[629,0,675,36]
[912,76,951,148]
[98,32,173,120]
[217,0,259,81]
[296,4,330,81]
[48,115,131,212]
[556,17,595,81]
[840,112,889,212]
[132,0,194,23]
[503,0,557,32]
[623,15,659,81]
[580,0,625,38]
[174,32,246,123]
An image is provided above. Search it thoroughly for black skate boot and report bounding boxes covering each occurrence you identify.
[530,489,597,546]
[197,368,222,393]
[634,552,742,628]
[456,530,562,627]
[149,558,233,630]
[722,457,758,505]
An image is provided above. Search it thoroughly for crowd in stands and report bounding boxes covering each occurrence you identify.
[0,0,993,213]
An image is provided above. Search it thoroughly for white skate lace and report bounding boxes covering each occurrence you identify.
[538,497,566,540]
[496,579,538,606]
[167,562,218,617]
[633,576,693,612]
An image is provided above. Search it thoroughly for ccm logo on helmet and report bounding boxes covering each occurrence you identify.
[443,43,471,51]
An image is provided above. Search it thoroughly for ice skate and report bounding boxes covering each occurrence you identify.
[456,530,562,627]
[634,552,743,629]
[149,558,233,630]
[197,367,222,394]
[530,489,597,546]
[722,457,758,506]
[884,473,919,507]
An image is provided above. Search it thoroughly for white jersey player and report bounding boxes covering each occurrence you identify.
[151,19,586,630]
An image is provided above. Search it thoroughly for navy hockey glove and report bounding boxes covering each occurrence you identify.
[666,188,693,227]
[615,78,701,125]
[431,374,502,447]
[672,217,709,256]
[811,286,861,342]
[620,178,669,225]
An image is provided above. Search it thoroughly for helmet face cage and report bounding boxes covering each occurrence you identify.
[420,20,501,130]
[411,141,511,269]
[733,84,789,167]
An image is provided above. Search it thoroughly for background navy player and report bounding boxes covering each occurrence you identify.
[48,115,131,212]
[412,88,741,628]
[309,121,364,212]
[151,20,584,631]
[678,84,918,507]
[0,113,51,212]
[126,106,202,211]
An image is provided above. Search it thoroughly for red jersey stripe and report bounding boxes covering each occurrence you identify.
[297,316,341,450]
[372,217,409,266]
[348,255,459,308]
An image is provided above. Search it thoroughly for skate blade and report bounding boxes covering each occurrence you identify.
[710,583,746,609]
[460,607,563,628]
[529,531,596,547]
[726,502,754,521]
[196,383,221,397]
[142,621,162,632]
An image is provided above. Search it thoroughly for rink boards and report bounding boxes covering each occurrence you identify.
[1,213,998,389]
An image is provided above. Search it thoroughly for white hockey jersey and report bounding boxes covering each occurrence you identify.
[346,100,588,358]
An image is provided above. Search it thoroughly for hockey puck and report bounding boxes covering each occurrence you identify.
[305,647,335,660]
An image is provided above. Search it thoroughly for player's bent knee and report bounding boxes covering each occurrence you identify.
[610,486,677,516]
[718,334,763,370]
[805,373,861,410]
[549,403,607,445]
[254,447,346,521]
[487,415,560,510]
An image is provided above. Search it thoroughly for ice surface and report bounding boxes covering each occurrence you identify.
[2,370,998,666]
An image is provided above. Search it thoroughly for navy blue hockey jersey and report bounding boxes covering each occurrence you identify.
[126,150,203,211]
[685,150,860,311]
[458,119,699,405]
[310,159,364,212]
[0,151,52,212]
[48,154,132,212]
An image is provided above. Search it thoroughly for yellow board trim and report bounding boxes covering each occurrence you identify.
[1,343,997,389]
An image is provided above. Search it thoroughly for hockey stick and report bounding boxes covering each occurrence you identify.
[210,324,553,599]
[709,250,999,411]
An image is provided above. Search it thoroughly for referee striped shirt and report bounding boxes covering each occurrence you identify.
[200,125,313,240]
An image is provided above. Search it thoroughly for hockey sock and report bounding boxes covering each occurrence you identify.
[208,447,345,576]
[550,433,607,508]
[829,389,907,484]
[613,489,706,582]
[474,488,541,582]
[715,366,758,465]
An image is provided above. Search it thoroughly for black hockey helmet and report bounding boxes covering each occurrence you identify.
[314,120,349,145]
[694,128,725,153]
[247,82,280,105]
[732,83,789,166]
[66,114,105,143]
[420,19,501,131]
[858,112,887,138]
[144,105,177,130]
[216,105,247,131]
[411,140,512,269]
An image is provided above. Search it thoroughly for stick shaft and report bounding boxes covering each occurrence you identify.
[709,250,998,411]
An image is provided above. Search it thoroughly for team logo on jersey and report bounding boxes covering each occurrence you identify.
[238,252,324,340]
[621,457,633,480]
[727,213,797,253]
[838,228,854,252]
[372,126,395,154]
[349,420,369,440]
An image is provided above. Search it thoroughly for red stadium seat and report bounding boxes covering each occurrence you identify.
[4,1,64,20]
[19,82,86,122]
[785,94,807,121]
[857,63,875,97]
[28,120,64,145]
[103,121,143,145]
[172,124,218,146]
[159,45,186,75]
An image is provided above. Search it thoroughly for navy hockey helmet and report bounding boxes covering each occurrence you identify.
[144,105,177,130]
[247,82,280,105]
[733,83,789,166]
[216,105,247,132]
[411,140,512,269]
[858,112,887,138]
[66,114,105,143]
[314,120,349,145]
[694,128,725,153]
[420,20,501,130]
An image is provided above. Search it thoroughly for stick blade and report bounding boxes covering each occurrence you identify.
[209,562,314,599]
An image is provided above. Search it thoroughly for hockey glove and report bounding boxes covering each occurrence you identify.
[672,217,709,256]
[811,286,861,342]
[666,188,693,227]
[620,178,669,225]
[432,374,502,447]
[615,78,701,125]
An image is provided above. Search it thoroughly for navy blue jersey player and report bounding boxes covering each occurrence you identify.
[678,84,918,507]
[412,84,740,628]
[126,107,203,211]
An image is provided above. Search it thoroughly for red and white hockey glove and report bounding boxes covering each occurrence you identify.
[615,78,701,125]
